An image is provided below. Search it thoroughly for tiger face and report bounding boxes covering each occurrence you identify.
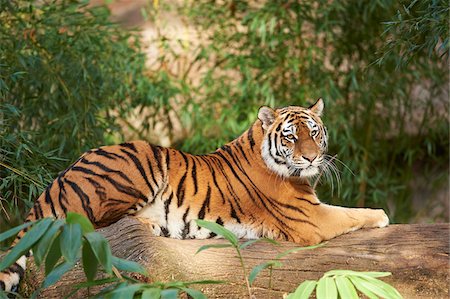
[258,99,328,178]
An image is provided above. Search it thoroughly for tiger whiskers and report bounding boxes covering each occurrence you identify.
[313,155,342,197]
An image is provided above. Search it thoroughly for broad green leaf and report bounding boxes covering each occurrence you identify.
[141,288,161,299]
[160,289,179,299]
[181,287,207,299]
[239,238,279,249]
[316,277,337,299]
[361,276,403,299]
[195,220,238,247]
[290,280,317,299]
[349,276,395,299]
[45,234,62,275]
[33,219,64,266]
[325,270,391,279]
[66,212,94,234]
[349,276,379,299]
[249,261,283,285]
[195,243,232,254]
[60,223,82,263]
[105,284,142,299]
[42,261,75,288]
[0,218,53,271]
[82,240,98,282]
[276,243,325,259]
[0,220,36,243]
[112,256,148,276]
[84,232,112,274]
[335,276,358,299]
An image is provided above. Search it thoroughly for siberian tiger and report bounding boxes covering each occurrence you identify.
[0,99,389,292]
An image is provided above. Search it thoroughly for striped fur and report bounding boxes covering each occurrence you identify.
[0,100,389,292]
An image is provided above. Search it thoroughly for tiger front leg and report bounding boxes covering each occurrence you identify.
[312,203,389,242]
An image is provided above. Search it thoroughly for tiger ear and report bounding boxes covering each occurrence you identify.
[258,106,276,130]
[308,98,324,116]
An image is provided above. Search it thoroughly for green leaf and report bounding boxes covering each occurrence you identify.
[195,243,232,254]
[349,276,398,299]
[141,288,161,299]
[361,276,403,299]
[239,238,279,249]
[0,220,36,243]
[82,239,98,282]
[161,289,179,299]
[112,256,148,276]
[0,218,53,271]
[195,220,238,247]
[349,276,379,299]
[105,284,142,299]
[335,276,358,299]
[316,277,337,299]
[42,261,75,288]
[275,243,326,259]
[45,234,62,275]
[249,261,283,285]
[66,212,94,234]
[60,223,82,263]
[325,270,391,278]
[33,219,64,267]
[181,287,207,299]
[84,232,112,274]
[290,280,317,299]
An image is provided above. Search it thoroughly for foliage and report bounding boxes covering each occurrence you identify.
[144,0,448,222]
[286,270,402,299]
[0,213,214,298]
[0,0,168,227]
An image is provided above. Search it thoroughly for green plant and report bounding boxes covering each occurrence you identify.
[287,270,403,299]
[196,220,324,298]
[0,213,213,298]
[0,0,172,229]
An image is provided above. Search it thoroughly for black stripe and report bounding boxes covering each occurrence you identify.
[181,208,190,239]
[80,158,133,184]
[198,185,211,220]
[146,157,159,190]
[150,144,163,173]
[33,200,44,219]
[120,149,155,196]
[45,185,57,217]
[230,205,241,223]
[164,192,174,222]
[161,226,170,237]
[57,177,68,215]
[176,153,189,207]
[209,167,226,204]
[93,148,128,162]
[85,177,107,202]
[7,262,25,279]
[0,281,5,290]
[65,179,96,223]
[165,148,171,171]
[295,197,321,205]
[120,142,138,152]
[191,157,198,195]
[216,217,224,226]
[102,175,148,202]
[247,125,255,150]
[234,141,251,165]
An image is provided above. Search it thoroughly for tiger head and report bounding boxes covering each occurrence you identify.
[258,99,328,178]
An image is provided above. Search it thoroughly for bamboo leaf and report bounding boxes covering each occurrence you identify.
[195,220,238,247]
[290,280,317,299]
[195,243,232,254]
[82,239,98,282]
[60,223,82,263]
[335,276,359,299]
[84,232,112,274]
[316,277,337,299]
[111,256,148,276]
[66,212,94,234]
[249,261,283,285]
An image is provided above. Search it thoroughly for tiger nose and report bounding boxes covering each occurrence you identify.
[302,154,317,162]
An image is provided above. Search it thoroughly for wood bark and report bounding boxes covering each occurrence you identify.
[22,217,449,298]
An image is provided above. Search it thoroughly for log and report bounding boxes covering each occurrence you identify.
[22,217,449,298]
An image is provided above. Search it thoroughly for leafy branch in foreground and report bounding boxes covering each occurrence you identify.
[0,213,215,298]
[286,270,403,299]
[195,219,322,298]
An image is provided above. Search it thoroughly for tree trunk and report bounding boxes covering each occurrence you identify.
[23,217,449,298]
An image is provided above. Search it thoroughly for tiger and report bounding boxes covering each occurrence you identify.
[0,99,389,292]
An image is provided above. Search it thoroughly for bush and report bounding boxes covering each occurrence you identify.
[0,0,167,228]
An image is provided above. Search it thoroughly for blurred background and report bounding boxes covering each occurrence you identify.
[1,0,448,232]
